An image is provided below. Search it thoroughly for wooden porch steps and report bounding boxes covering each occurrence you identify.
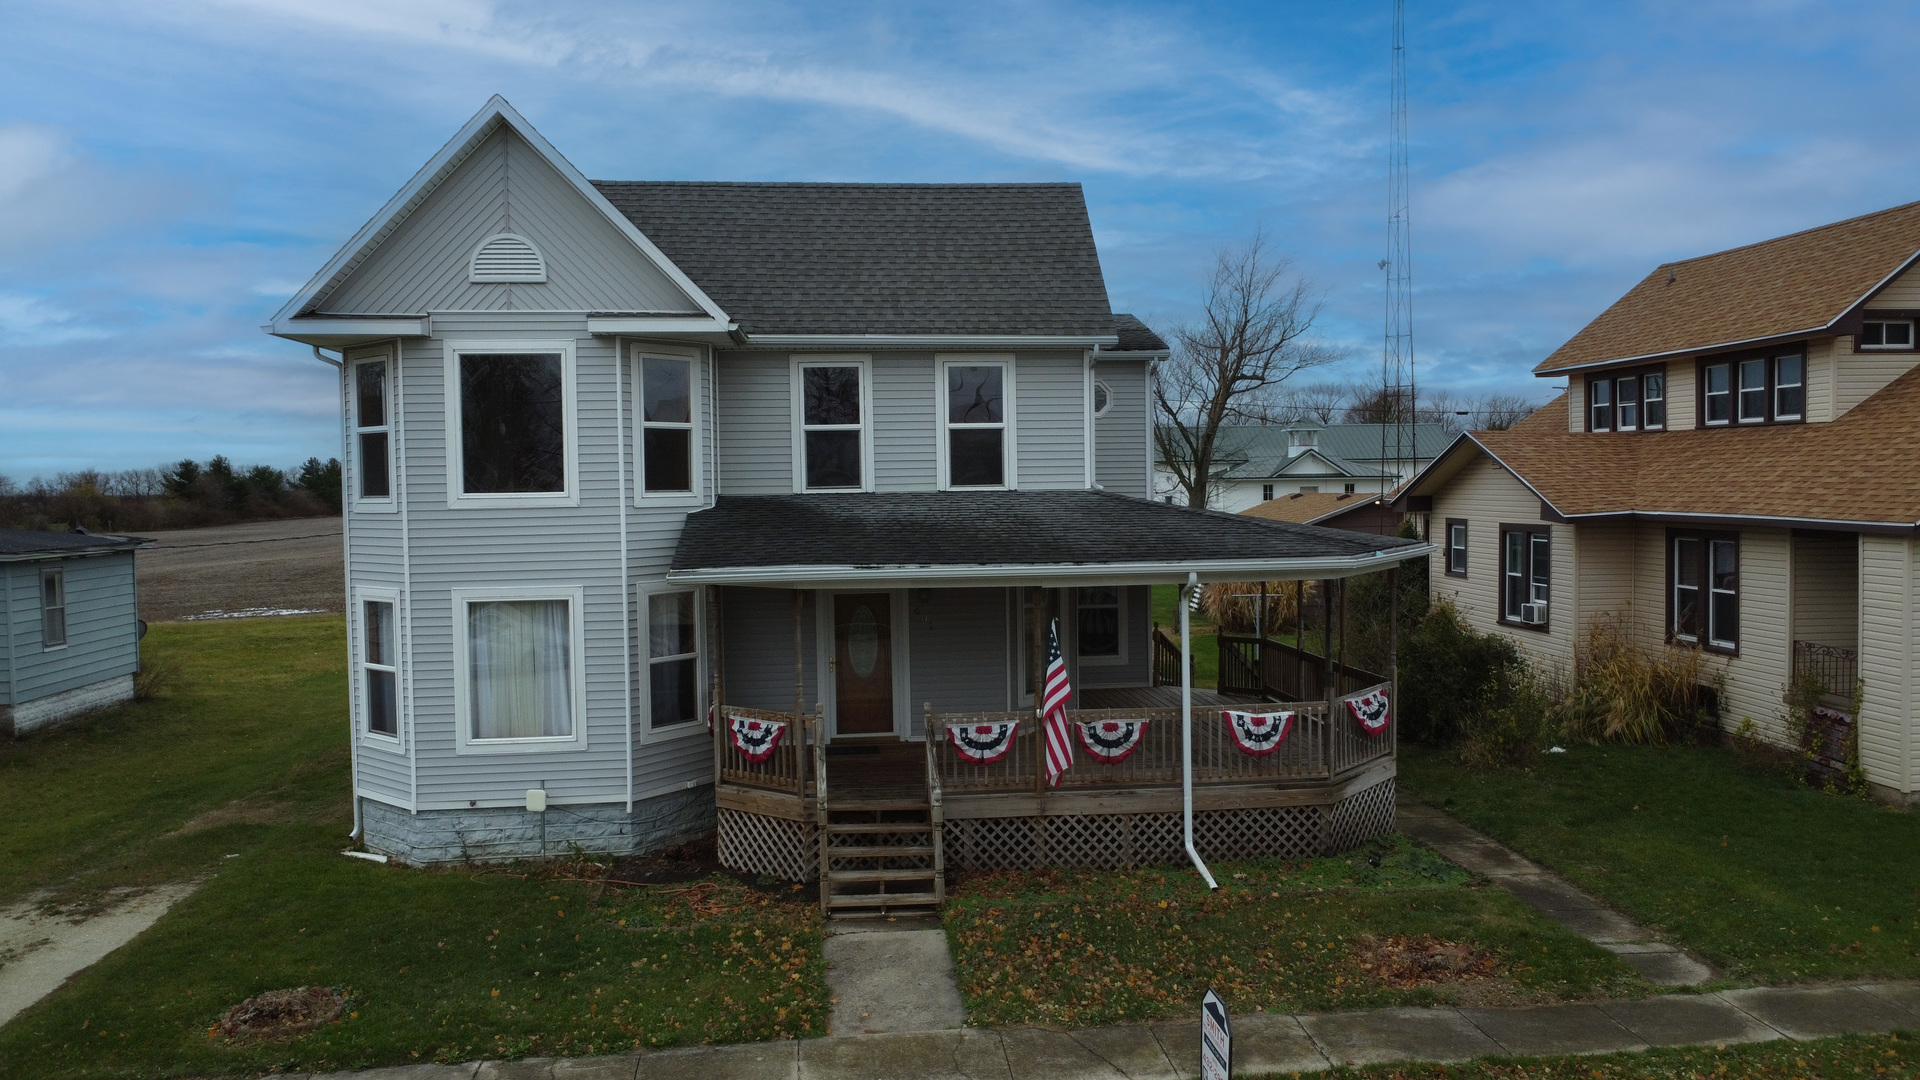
[821,802,943,919]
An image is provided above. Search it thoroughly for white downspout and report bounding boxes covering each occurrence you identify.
[313,346,364,841]
[1180,571,1218,889]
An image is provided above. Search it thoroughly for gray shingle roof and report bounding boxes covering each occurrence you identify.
[1111,313,1168,352]
[672,490,1415,574]
[589,181,1115,337]
[0,529,149,562]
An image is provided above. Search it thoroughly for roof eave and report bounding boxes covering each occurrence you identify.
[738,333,1119,349]
[666,547,1434,590]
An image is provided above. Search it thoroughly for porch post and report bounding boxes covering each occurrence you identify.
[1321,579,1334,694]
[1031,586,1046,799]
[793,590,806,724]
[1388,567,1400,750]
[1337,577,1349,694]
[711,585,726,786]
[1294,579,1305,698]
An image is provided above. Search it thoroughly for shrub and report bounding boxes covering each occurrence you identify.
[1559,614,1712,745]
[1397,600,1525,746]
[1459,663,1560,769]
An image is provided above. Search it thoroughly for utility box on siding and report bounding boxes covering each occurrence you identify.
[0,530,150,738]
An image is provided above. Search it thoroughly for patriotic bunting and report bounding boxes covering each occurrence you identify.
[1223,710,1295,756]
[1079,719,1148,763]
[1346,685,1391,735]
[727,713,787,763]
[1042,620,1074,786]
[949,720,1020,764]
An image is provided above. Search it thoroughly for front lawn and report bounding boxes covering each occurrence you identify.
[0,617,827,1080]
[1399,744,1920,984]
[943,834,1645,1027]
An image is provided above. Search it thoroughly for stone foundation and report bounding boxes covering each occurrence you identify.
[4,674,136,738]
[362,785,716,866]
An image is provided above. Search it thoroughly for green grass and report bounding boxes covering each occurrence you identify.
[1399,743,1920,984]
[943,834,1645,1027]
[1286,1031,1920,1080]
[0,617,827,1080]
[1150,584,1221,688]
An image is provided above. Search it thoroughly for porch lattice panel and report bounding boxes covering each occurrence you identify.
[944,776,1395,871]
[717,808,817,883]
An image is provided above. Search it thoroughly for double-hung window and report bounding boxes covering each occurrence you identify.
[1445,519,1468,577]
[1076,586,1123,663]
[941,358,1011,488]
[1703,362,1732,424]
[1589,378,1613,431]
[353,353,392,501]
[1701,353,1805,426]
[1585,367,1664,431]
[636,348,698,500]
[1499,526,1550,629]
[40,569,66,648]
[1670,532,1738,652]
[361,598,398,738]
[1774,354,1804,420]
[447,342,577,507]
[1643,371,1666,429]
[1262,484,1275,502]
[455,589,584,751]
[1737,358,1767,422]
[646,590,701,730]
[795,359,868,491]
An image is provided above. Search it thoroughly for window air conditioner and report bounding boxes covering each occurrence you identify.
[1519,602,1548,625]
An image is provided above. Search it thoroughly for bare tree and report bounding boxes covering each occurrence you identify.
[1153,233,1344,507]
[1471,393,1537,431]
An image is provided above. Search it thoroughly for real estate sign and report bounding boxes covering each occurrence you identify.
[1201,987,1232,1080]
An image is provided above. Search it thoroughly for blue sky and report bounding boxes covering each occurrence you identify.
[3,0,1919,476]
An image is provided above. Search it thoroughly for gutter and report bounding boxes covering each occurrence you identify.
[1180,571,1218,891]
[742,334,1119,349]
[664,547,1434,589]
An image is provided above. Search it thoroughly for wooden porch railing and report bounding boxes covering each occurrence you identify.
[925,694,1393,796]
[714,704,817,796]
[1150,625,1192,687]
[1217,635,1389,702]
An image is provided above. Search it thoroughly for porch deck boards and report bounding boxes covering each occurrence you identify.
[826,741,927,801]
[1078,685,1260,710]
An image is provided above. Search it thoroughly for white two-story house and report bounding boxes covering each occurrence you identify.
[268,98,1425,909]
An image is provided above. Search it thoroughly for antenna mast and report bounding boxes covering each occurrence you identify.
[1381,0,1414,495]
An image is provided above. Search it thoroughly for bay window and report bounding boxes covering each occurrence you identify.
[361,598,398,738]
[941,358,1011,488]
[353,353,391,501]
[455,590,583,750]
[646,590,701,729]
[448,342,577,506]
[1500,526,1550,629]
[796,360,867,491]
[1670,531,1738,652]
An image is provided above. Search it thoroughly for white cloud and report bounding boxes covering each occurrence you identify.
[0,293,109,346]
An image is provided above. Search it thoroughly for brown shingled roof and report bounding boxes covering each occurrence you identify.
[1242,492,1378,524]
[1449,365,1920,528]
[1535,200,1920,374]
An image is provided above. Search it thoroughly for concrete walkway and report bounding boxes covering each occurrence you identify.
[822,919,966,1035]
[0,884,198,1028]
[1395,799,1715,986]
[313,982,1920,1080]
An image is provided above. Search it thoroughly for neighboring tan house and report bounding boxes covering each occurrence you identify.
[1396,200,1920,805]
[2,529,149,737]
[1243,491,1404,536]
[265,97,1426,910]
[1157,420,1450,512]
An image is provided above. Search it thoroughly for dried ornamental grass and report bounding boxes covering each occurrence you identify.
[1199,581,1312,635]
[1562,615,1708,745]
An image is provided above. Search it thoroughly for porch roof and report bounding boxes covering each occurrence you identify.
[668,490,1427,588]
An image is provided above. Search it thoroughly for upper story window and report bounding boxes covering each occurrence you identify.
[1701,351,1803,427]
[1859,319,1915,350]
[794,358,869,491]
[1092,380,1112,418]
[1671,531,1738,653]
[1445,519,1468,577]
[1262,484,1275,502]
[941,358,1012,489]
[447,342,578,507]
[635,346,700,501]
[1500,526,1550,630]
[40,568,66,649]
[1585,366,1665,432]
[353,354,392,501]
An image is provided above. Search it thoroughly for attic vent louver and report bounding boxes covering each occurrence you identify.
[468,233,547,283]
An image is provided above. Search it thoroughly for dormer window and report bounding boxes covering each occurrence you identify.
[1860,320,1915,350]
[1584,366,1665,432]
[1700,351,1804,427]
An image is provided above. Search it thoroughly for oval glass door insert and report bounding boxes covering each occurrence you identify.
[848,604,880,677]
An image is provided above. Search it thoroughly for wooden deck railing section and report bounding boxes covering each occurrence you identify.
[1217,635,1389,702]
[715,705,817,797]
[925,695,1392,796]
[1150,626,1188,687]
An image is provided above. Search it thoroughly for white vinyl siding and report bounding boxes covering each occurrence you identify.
[1832,335,1920,419]
[1012,350,1090,489]
[1427,454,1576,673]
[1858,535,1915,795]
[1093,359,1150,498]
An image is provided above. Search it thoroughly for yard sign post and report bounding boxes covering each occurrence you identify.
[1201,987,1232,1080]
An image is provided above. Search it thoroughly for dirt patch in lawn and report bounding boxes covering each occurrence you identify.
[216,986,347,1042]
[137,518,343,622]
[171,798,303,835]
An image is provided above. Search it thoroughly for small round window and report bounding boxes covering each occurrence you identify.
[1093,380,1112,417]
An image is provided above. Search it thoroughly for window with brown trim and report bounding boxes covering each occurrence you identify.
[1669,530,1738,653]
[1499,525,1550,630]
[1699,351,1804,427]
[1584,365,1666,432]
[1859,319,1915,350]
[1444,519,1468,577]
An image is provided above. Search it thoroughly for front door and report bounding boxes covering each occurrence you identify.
[833,593,894,735]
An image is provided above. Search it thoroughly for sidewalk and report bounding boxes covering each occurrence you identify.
[314,982,1920,1080]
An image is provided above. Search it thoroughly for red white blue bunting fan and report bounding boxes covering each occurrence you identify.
[727,713,787,763]
[1224,710,1294,756]
[1346,685,1391,736]
[949,720,1020,764]
[1078,719,1148,763]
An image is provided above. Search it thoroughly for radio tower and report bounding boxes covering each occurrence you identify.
[1381,0,1415,494]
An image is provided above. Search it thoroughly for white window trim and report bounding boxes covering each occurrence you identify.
[1643,371,1667,430]
[790,355,874,493]
[637,581,707,743]
[354,586,404,751]
[1703,362,1732,426]
[40,568,66,651]
[347,344,397,514]
[451,585,589,755]
[1092,378,1113,418]
[1774,356,1804,421]
[934,354,1018,491]
[1074,586,1128,668]
[1736,358,1768,424]
[631,342,704,507]
[1859,319,1915,350]
[443,339,580,509]
[1262,484,1275,502]
[1448,523,1468,575]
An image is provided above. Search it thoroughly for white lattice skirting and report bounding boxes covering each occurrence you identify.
[716,777,1396,881]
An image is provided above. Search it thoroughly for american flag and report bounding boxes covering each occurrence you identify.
[1042,619,1074,787]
